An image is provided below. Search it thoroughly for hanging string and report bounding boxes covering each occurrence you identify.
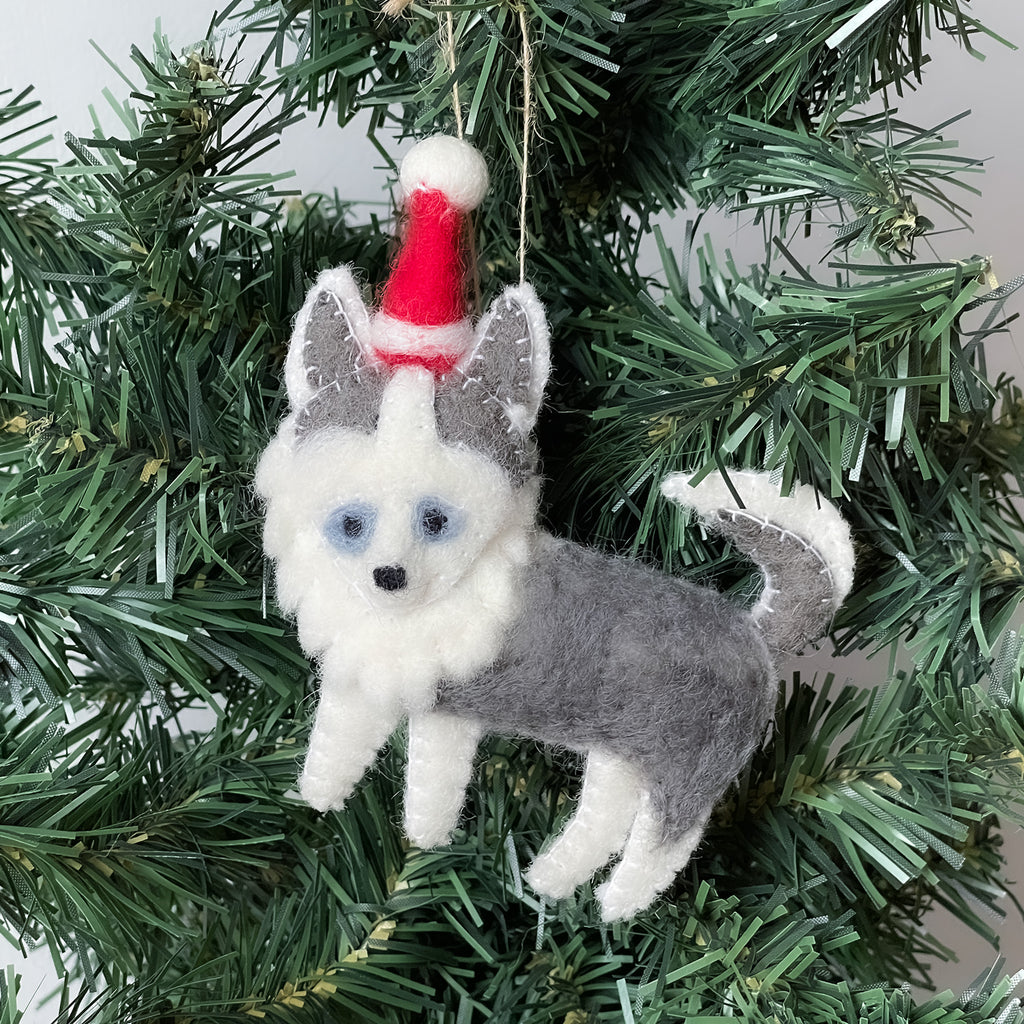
[379,1,462,137]
[437,5,478,308]
[443,8,465,139]
[517,5,535,285]
[381,2,533,291]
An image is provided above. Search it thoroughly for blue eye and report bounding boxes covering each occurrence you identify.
[324,503,377,553]
[414,498,464,543]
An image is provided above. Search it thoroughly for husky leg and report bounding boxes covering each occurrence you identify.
[526,751,642,899]
[300,685,400,813]
[596,796,710,923]
[404,711,485,848]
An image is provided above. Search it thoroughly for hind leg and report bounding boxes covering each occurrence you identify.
[526,751,642,899]
[596,795,711,922]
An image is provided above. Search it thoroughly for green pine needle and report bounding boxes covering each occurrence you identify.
[3,2,1024,1020]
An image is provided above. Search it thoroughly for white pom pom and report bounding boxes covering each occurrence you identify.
[399,135,490,211]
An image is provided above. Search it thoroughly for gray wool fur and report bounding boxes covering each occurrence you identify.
[710,509,835,654]
[436,535,776,843]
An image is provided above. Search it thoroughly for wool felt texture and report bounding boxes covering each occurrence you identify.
[256,361,536,812]
[661,471,854,654]
[380,189,469,329]
[255,134,856,921]
[399,133,490,212]
[374,134,489,363]
[434,533,775,844]
[289,266,548,486]
[256,263,546,815]
[661,471,855,615]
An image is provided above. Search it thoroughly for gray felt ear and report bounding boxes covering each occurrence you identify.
[458,283,550,435]
[431,283,550,486]
[285,267,384,441]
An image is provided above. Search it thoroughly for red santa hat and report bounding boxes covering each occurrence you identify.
[371,135,489,375]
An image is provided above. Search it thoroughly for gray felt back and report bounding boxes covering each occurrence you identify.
[436,537,776,843]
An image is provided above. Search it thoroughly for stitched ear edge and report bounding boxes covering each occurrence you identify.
[466,282,551,435]
[283,266,372,412]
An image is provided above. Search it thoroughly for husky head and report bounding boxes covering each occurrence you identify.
[255,266,550,653]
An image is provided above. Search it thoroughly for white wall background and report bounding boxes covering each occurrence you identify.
[2,0,1024,1018]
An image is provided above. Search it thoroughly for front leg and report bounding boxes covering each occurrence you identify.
[300,682,401,813]
[404,711,485,848]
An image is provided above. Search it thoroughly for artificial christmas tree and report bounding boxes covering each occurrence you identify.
[3,1,1024,1021]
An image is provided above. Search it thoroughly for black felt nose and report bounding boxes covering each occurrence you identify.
[373,565,407,592]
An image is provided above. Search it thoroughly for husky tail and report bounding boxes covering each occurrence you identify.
[661,471,855,654]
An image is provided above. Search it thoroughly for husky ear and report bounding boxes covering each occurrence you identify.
[284,267,383,439]
[460,283,550,435]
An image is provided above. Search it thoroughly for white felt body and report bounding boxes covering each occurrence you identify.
[255,364,537,811]
[257,170,855,919]
[405,712,486,847]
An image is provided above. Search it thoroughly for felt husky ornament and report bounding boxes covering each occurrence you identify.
[255,135,856,921]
